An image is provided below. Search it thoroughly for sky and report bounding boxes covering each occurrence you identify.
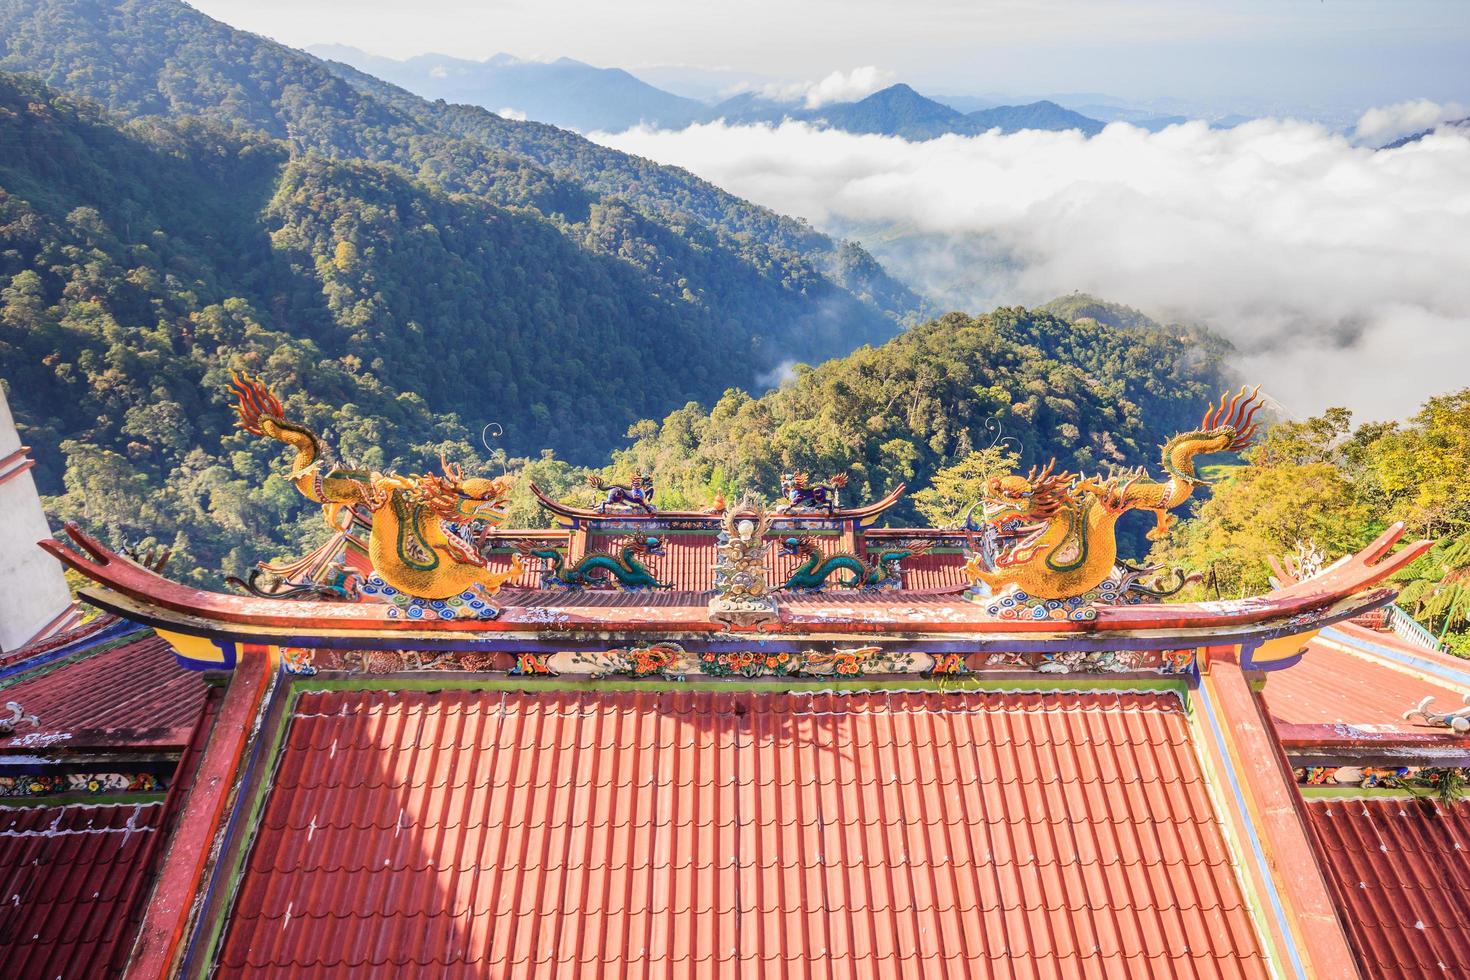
[192,0,1470,114]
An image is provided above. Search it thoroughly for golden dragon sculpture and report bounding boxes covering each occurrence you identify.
[964,386,1264,600]
[229,372,522,601]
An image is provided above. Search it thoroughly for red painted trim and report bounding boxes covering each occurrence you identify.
[1202,652,1364,978]
[0,452,36,487]
[14,602,79,649]
[123,647,276,979]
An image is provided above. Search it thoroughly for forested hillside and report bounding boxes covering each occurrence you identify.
[603,306,1229,532]
[0,0,1234,586]
[1146,391,1470,653]
[0,73,874,581]
[0,0,921,339]
[0,72,1226,581]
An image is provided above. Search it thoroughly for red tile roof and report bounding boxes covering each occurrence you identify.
[1267,640,1467,733]
[215,687,1268,977]
[492,530,969,593]
[1306,798,1470,980]
[1265,634,1470,740]
[0,802,163,979]
[2,632,210,751]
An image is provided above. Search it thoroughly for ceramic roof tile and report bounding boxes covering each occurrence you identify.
[214,687,1268,977]
[0,802,163,979]
[1,631,210,751]
[1306,798,1470,980]
[1265,633,1470,740]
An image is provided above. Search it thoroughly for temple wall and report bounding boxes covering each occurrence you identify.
[0,384,73,652]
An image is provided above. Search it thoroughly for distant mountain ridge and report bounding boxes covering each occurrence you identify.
[308,45,705,131]
[306,47,1109,139]
[701,84,1106,138]
[1379,116,1470,150]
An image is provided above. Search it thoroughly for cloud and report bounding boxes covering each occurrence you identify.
[495,106,528,121]
[1355,99,1467,145]
[800,67,896,108]
[749,66,896,107]
[591,116,1470,422]
[754,359,799,389]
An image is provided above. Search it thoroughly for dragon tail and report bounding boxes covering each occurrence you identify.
[1156,385,1264,501]
[229,372,330,499]
[1118,386,1264,541]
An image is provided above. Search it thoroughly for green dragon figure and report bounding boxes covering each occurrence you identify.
[778,537,917,591]
[518,537,673,590]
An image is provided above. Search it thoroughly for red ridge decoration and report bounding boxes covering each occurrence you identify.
[529,481,906,524]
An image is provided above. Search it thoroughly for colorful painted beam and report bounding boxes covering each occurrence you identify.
[42,523,1429,669]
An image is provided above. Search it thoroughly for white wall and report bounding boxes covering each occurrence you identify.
[0,384,73,652]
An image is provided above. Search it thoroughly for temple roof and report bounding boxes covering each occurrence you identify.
[1265,622,1470,764]
[1,630,210,753]
[1307,798,1470,980]
[0,802,164,978]
[212,687,1269,977]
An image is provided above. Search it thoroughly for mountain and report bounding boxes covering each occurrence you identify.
[698,85,1106,139]
[308,45,704,132]
[966,100,1105,136]
[1379,117,1470,150]
[627,66,775,103]
[701,91,799,125]
[808,83,973,140]
[608,302,1230,549]
[0,0,923,373]
[0,72,842,488]
[931,94,998,114]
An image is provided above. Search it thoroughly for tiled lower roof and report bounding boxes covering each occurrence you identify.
[0,802,163,979]
[215,687,1267,977]
[1307,798,1470,980]
[1266,634,1470,736]
[1,632,210,751]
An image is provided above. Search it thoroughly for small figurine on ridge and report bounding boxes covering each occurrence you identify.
[775,472,848,515]
[588,473,656,514]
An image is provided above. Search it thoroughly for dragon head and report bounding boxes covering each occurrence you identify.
[963,460,1080,589]
[778,536,819,558]
[414,457,512,527]
[634,535,666,557]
